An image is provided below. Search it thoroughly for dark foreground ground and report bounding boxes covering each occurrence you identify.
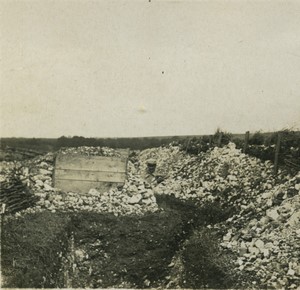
[1,195,241,289]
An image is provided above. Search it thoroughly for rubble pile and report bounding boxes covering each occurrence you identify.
[219,174,300,289]
[28,153,56,192]
[138,146,184,177]
[30,172,158,216]
[150,143,300,288]
[1,147,158,217]
[154,143,283,206]
[58,146,122,157]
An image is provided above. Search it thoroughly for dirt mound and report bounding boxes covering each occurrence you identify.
[58,146,123,157]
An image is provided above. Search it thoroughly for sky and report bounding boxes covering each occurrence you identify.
[1,0,300,138]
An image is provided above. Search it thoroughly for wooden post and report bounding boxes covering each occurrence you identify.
[243,131,250,153]
[274,132,281,174]
[198,137,202,154]
[209,135,213,148]
[217,132,223,147]
[0,204,6,289]
[185,138,191,153]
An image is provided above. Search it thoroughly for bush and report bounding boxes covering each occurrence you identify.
[213,128,233,146]
[249,131,264,145]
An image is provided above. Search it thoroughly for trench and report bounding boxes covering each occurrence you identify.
[2,195,237,288]
[61,194,236,289]
[155,194,237,289]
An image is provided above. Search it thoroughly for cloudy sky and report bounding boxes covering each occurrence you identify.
[1,0,300,138]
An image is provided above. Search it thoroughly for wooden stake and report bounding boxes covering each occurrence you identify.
[244,131,250,153]
[274,132,281,174]
[185,138,191,153]
[217,132,223,147]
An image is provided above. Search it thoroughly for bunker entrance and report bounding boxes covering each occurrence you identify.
[53,149,129,193]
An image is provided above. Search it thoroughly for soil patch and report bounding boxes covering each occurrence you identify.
[69,210,185,288]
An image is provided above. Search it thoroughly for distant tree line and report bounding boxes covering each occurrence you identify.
[0,138,57,152]
[56,136,180,150]
[1,136,183,152]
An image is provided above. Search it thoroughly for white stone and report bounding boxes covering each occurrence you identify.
[88,188,100,196]
[141,198,152,205]
[255,239,265,249]
[39,162,49,168]
[128,193,142,204]
[35,180,44,186]
[262,191,273,199]
[223,233,232,242]
[266,208,279,221]
[287,269,295,276]
[75,249,86,262]
[39,168,52,175]
[44,183,54,191]
[248,247,260,256]
[262,249,270,258]
[287,211,300,227]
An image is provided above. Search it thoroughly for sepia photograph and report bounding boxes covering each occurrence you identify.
[1,0,300,289]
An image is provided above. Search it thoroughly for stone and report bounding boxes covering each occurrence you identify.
[287,269,295,276]
[287,211,300,227]
[44,183,54,191]
[75,249,86,262]
[39,168,52,175]
[239,246,247,256]
[88,188,100,196]
[223,232,232,242]
[262,191,273,199]
[33,174,50,181]
[128,194,142,204]
[294,265,300,275]
[266,208,279,221]
[248,247,260,256]
[255,239,265,249]
[261,249,270,258]
[141,198,152,205]
[150,195,156,203]
[39,162,49,168]
[35,180,44,186]
[259,216,270,226]
[143,189,153,198]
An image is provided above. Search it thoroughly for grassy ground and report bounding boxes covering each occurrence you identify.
[1,211,70,288]
[182,228,235,288]
[69,210,185,288]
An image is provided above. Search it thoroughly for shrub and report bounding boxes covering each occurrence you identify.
[249,131,264,145]
[213,128,233,146]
